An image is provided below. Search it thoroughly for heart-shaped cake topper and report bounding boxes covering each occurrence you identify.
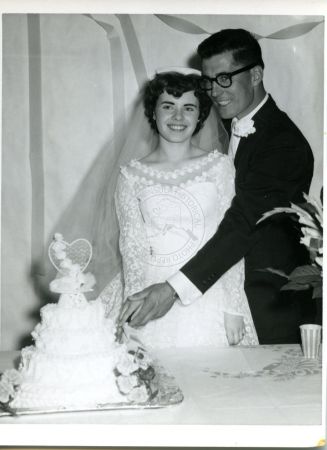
[48,233,92,274]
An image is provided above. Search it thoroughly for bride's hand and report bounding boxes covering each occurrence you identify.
[224,312,246,345]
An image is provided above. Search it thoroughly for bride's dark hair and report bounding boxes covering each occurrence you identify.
[143,72,212,135]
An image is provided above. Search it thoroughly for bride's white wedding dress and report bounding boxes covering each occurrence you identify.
[99,150,258,348]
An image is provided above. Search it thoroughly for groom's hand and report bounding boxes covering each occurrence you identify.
[119,282,177,327]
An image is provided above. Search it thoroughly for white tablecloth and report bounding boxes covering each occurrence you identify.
[0,344,322,426]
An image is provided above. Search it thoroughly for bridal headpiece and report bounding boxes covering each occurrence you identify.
[155,66,202,76]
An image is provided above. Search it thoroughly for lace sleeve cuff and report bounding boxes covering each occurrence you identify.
[219,259,246,318]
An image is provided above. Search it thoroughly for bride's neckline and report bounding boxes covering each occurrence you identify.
[130,149,220,177]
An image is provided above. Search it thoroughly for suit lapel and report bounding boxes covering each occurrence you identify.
[233,131,252,168]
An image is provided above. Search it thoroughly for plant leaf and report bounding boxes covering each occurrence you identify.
[303,193,323,219]
[288,266,321,286]
[257,207,298,224]
[289,275,321,285]
[313,286,323,299]
[281,281,311,291]
[288,265,321,278]
[256,267,289,279]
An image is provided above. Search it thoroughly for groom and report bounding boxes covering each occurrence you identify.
[120,28,316,344]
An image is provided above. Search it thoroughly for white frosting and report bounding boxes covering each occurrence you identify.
[32,298,116,355]
[11,296,128,409]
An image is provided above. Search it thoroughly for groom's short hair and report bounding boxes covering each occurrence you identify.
[198,28,264,69]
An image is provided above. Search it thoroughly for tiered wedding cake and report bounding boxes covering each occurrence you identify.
[1,234,155,412]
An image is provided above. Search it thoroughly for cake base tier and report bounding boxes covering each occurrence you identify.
[0,360,183,416]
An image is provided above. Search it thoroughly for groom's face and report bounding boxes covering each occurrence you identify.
[202,50,256,119]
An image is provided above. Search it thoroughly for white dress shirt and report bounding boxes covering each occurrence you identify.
[168,93,269,306]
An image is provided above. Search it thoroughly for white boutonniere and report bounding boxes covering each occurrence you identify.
[232,118,256,138]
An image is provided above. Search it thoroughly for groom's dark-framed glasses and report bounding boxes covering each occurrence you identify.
[199,62,259,90]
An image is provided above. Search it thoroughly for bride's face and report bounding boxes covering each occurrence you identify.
[154,90,200,143]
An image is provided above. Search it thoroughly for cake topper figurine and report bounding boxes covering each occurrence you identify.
[48,233,96,295]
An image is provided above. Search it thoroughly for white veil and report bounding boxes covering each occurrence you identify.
[39,73,229,299]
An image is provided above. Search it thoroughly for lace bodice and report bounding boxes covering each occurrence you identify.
[117,151,234,305]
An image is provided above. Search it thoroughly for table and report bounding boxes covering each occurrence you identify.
[0,344,324,447]
[0,344,322,425]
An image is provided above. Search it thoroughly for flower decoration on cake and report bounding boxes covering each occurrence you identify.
[115,344,158,403]
[0,369,22,415]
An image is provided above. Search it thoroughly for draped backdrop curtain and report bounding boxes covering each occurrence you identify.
[1,14,324,350]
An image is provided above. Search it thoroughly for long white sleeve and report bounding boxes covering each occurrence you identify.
[114,170,149,300]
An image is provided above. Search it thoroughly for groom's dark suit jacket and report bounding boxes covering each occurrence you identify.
[181,95,317,344]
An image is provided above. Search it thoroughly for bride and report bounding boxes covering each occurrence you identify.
[97,69,258,348]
